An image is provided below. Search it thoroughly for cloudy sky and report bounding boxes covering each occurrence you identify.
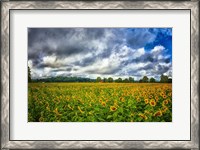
[28,28,172,81]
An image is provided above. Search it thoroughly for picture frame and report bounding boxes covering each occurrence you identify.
[1,0,199,149]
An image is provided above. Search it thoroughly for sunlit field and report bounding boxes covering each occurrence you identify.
[28,83,172,122]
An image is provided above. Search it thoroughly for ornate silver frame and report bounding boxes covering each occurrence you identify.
[1,1,199,149]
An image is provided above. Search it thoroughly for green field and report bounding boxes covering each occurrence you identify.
[28,83,172,122]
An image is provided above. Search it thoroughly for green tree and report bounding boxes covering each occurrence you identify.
[150,77,156,83]
[160,74,168,83]
[108,77,113,83]
[168,78,172,83]
[96,77,102,82]
[28,66,32,82]
[103,78,108,83]
[142,76,149,83]
[115,77,122,83]
[129,77,134,83]
[123,78,129,83]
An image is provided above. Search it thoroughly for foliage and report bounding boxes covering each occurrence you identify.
[150,77,156,83]
[123,78,129,83]
[129,77,134,83]
[142,76,149,83]
[103,78,108,82]
[160,74,169,83]
[115,78,122,83]
[34,76,95,82]
[108,77,114,83]
[96,77,102,82]
[33,75,171,83]
[28,66,32,82]
[28,83,172,122]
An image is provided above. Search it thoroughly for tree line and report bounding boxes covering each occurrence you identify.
[96,74,171,83]
[28,67,171,83]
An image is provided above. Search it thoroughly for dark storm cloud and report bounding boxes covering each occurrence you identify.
[28,28,172,80]
[74,56,96,67]
[126,28,156,49]
[86,66,120,75]
[50,68,72,72]
[28,28,116,68]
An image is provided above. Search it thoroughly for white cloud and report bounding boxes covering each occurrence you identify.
[28,28,172,80]
[133,48,145,58]
[151,45,165,54]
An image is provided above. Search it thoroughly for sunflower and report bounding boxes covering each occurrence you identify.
[53,108,62,116]
[120,97,125,102]
[163,99,169,105]
[168,92,172,97]
[101,102,106,107]
[144,99,149,104]
[114,102,119,107]
[162,106,168,113]
[110,106,117,111]
[150,99,156,106]
[39,117,44,122]
[144,110,150,114]
[160,92,165,97]
[155,96,159,102]
[154,110,162,117]
[139,113,148,120]
[162,94,167,99]
[137,97,141,102]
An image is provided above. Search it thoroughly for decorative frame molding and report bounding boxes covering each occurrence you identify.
[1,1,199,149]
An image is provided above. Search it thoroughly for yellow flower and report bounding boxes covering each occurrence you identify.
[162,106,168,113]
[110,106,117,111]
[154,110,162,117]
[114,102,118,107]
[139,113,148,120]
[160,92,165,97]
[144,99,149,104]
[155,96,159,102]
[162,94,167,99]
[144,110,150,114]
[150,99,156,106]
[163,99,169,105]
[137,97,141,102]
[53,108,62,116]
[78,106,84,114]
[39,117,44,122]
[168,92,172,97]
[102,102,106,107]
[120,97,125,102]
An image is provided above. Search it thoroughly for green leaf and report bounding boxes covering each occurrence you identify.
[107,115,113,119]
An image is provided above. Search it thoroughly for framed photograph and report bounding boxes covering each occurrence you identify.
[1,0,199,149]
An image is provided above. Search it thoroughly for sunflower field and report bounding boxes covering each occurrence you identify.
[28,83,172,122]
